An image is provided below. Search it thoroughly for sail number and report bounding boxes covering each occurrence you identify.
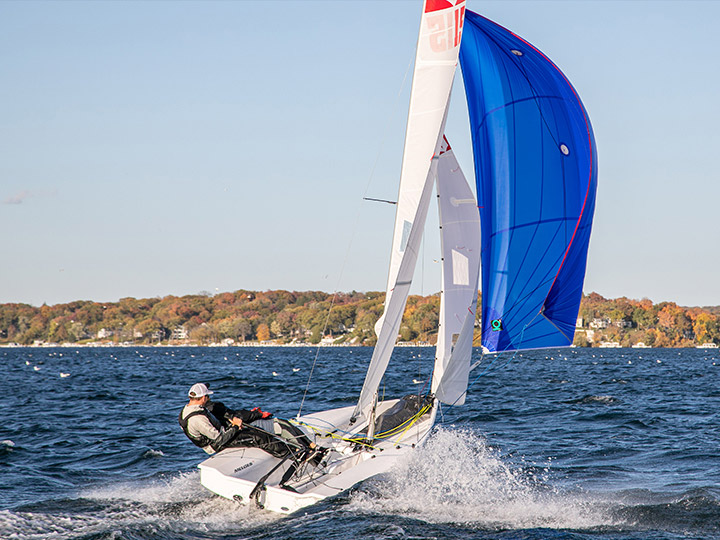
[426,1,466,52]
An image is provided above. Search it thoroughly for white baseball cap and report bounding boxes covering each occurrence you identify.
[188,383,213,398]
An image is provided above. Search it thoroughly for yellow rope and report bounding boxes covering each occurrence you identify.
[374,404,432,444]
[291,403,432,450]
[291,420,378,449]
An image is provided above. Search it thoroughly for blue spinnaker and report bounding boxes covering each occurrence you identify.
[459,11,598,353]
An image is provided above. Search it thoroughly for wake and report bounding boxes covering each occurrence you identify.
[0,471,281,540]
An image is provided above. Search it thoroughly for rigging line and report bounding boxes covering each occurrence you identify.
[297,55,415,419]
[298,292,340,418]
[362,54,415,200]
[418,370,432,397]
[421,228,425,297]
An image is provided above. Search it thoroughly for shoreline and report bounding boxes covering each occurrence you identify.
[0,341,389,348]
[1,342,718,350]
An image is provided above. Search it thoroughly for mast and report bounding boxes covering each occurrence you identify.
[352,0,467,423]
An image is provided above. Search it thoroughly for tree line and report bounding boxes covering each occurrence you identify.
[575,292,720,347]
[0,289,718,347]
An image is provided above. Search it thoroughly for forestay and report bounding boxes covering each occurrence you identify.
[459,11,598,354]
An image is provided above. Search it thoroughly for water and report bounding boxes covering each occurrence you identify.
[1,346,719,540]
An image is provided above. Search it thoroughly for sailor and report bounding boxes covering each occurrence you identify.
[178,382,320,460]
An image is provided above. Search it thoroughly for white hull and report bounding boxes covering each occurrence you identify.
[198,398,436,514]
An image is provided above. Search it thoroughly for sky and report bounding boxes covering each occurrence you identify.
[1,0,719,308]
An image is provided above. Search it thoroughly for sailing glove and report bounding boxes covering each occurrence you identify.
[252,407,273,419]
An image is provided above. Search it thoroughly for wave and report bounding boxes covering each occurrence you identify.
[1,472,282,540]
[608,488,720,531]
[565,395,618,405]
[347,427,720,534]
[0,440,17,458]
[2,437,719,539]
[349,427,617,529]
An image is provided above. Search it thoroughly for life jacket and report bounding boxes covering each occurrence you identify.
[178,407,221,449]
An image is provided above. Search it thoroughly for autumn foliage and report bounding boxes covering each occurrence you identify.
[575,293,720,347]
[0,290,718,347]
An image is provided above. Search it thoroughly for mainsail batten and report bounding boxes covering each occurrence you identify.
[459,10,597,353]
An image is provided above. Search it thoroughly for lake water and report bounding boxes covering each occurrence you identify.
[1,346,719,540]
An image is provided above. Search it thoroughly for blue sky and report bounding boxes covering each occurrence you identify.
[1,1,719,307]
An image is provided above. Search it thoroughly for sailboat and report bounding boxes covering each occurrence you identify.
[197,0,597,514]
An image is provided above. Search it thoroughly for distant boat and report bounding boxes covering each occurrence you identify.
[632,342,651,349]
[696,342,719,349]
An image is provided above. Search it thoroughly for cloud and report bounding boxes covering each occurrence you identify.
[3,190,33,205]
[2,189,56,204]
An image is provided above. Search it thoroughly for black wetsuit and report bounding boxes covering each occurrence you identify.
[179,400,302,458]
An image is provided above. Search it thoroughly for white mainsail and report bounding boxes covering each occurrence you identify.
[353,0,467,422]
[431,136,480,406]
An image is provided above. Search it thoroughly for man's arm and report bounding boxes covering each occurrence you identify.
[209,424,240,452]
[188,414,239,452]
[233,408,264,424]
[207,399,268,425]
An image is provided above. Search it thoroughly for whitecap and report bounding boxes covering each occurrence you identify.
[582,395,616,404]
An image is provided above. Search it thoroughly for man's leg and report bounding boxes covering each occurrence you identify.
[273,418,315,449]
